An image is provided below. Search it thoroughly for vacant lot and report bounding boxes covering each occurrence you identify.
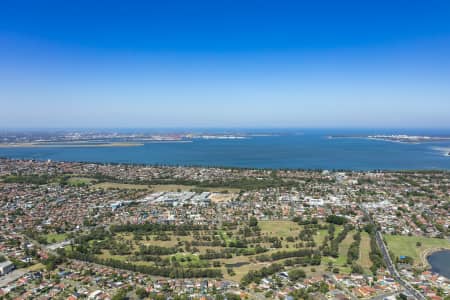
[384,234,450,266]
[209,193,237,203]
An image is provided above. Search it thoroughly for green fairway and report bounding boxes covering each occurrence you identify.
[314,229,328,245]
[67,221,358,283]
[357,232,372,273]
[171,253,209,268]
[321,230,354,274]
[67,177,96,186]
[91,182,151,190]
[336,230,355,265]
[91,181,240,192]
[259,220,301,237]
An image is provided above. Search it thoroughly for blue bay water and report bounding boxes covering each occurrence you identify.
[1,130,450,170]
[428,250,450,279]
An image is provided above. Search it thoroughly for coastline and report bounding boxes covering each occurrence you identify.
[431,147,450,157]
[329,135,450,145]
[0,142,145,148]
[421,247,450,269]
[0,140,195,148]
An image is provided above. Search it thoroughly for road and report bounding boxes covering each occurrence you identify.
[0,269,27,288]
[360,206,426,300]
[375,231,426,300]
[45,239,72,251]
[369,291,399,300]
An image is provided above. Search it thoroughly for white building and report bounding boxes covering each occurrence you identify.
[0,260,14,276]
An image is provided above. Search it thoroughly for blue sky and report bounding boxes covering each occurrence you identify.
[1,0,450,128]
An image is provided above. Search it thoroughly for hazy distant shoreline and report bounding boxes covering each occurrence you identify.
[0,139,200,148]
[329,134,450,144]
[0,142,145,148]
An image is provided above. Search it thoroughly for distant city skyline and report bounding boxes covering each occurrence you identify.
[1,0,450,128]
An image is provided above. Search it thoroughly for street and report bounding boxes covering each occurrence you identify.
[375,231,426,300]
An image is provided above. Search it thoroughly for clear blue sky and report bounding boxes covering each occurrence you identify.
[1,0,450,128]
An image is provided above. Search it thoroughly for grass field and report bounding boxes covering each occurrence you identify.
[150,184,239,193]
[259,220,301,238]
[97,250,129,262]
[313,225,343,245]
[219,230,236,246]
[171,253,209,268]
[91,182,151,190]
[27,263,45,271]
[43,233,68,243]
[384,234,450,266]
[357,231,372,273]
[67,177,97,186]
[91,182,240,193]
[336,230,355,266]
[314,229,328,245]
[321,230,354,274]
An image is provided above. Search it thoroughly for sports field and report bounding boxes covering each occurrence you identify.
[384,234,450,266]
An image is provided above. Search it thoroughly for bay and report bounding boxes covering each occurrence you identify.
[1,129,450,170]
[428,250,450,279]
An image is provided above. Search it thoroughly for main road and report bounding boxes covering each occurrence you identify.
[375,231,426,300]
[361,206,426,300]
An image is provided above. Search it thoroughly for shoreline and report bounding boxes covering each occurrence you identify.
[420,247,450,269]
[0,142,145,148]
[329,135,450,144]
[0,140,194,148]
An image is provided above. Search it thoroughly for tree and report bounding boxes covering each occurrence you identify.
[288,269,306,281]
[326,215,347,225]
[135,287,148,299]
[249,216,258,227]
[112,289,128,300]
[351,263,364,274]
